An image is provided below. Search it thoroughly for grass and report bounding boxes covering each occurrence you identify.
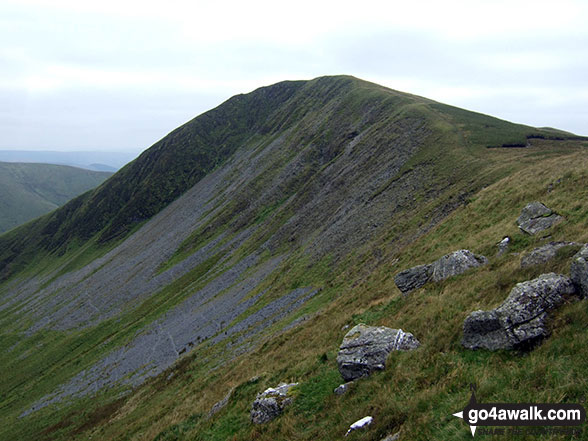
[109,145,587,441]
[0,162,112,234]
[0,76,587,441]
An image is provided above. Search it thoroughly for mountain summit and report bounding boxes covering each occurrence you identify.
[1,76,586,441]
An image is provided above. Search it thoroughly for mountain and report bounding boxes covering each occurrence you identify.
[0,150,140,171]
[0,76,586,441]
[0,162,112,233]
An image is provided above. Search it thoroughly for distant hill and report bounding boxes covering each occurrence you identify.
[0,150,140,171]
[0,162,112,233]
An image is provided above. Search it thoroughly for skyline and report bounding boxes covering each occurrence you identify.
[1,0,587,152]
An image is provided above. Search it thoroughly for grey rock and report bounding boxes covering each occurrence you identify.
[521,242,580,267]
[431,250,488,282]
[337,324,420,382]
[497,236,510,256]
[394,264,433,294]
[334,382,353,395]
[394,250,488,294]
[251,382,298,424]
[381,432,401,441]
[571,244,588,298]
[462,273,577,350]
[517,202,563,235]
[208,387,234,419]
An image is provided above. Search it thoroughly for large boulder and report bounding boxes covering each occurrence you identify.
[462,273,577,350]
[517,202,563,235]
[431,250,489,282]
[250,383,298,424]
[394,264,433,294]
[520,241,580,268]
[337,324,420,382]
[571,244,588,298]
[394,250,488,294]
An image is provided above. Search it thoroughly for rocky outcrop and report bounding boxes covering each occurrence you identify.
[520,242,580,267]
[462,273,577,350]
[337,324,420,382]
[517,202,563,235]
[431,250,488,282]
[571,244,588,298]
[395,250,488,294]
[250,383,298,424]
[394,264,433,294]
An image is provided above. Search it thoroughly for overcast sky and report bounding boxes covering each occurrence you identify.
[1,0,587,152]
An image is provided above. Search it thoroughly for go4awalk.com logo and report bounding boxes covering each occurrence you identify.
[452,385,586,437]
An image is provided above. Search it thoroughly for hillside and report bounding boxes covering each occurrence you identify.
[0,76,586,441]
[0,162,112,233]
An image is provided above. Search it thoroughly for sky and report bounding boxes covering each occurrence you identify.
[1,0,587,153]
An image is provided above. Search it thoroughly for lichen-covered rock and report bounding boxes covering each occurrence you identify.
[337,324,419,382]
[431,250,488,282]
[517,202,563,235]
[250,382,298,424]
[462,273,577,350]
[520,242,579,267]
[394,250,488,294]
[393,264,433,294]
[571,244,588,298]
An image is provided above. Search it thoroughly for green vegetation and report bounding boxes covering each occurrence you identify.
[0,162,111,234]
[0,76,587,441]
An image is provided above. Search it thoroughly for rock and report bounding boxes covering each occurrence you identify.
[334,382,353,395]
[345,416,373,436]
[497,236,510,256]
[250,382,298,424]
[517,202,563,235]
[520,242,580,267]
[394,250,488,294]
[430,250,488,282]
[381,432,401,441]
[571,244,588,298]
[462,273,577,350]
[394,264,433,294]
[337,324,420,382]
[208,387,234,419]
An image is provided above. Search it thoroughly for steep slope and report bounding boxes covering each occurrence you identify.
[0,76,586,441]
[0,162,112,233]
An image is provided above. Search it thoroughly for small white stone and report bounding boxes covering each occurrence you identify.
[345,416,373,436]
